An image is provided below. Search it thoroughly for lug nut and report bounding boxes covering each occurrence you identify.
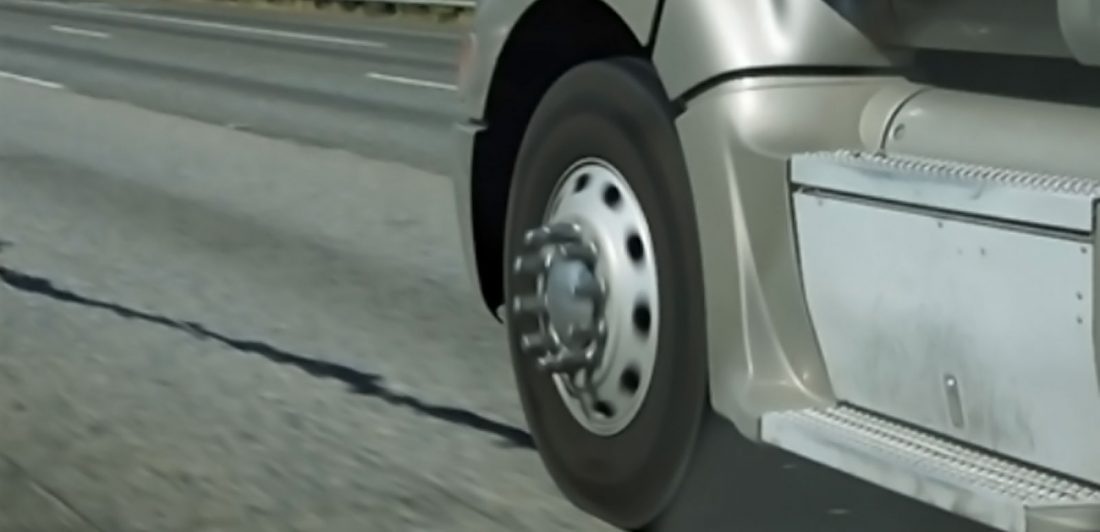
[549,222,583,240]
[564,324,595,346]
[523,227,552,247]
[559,242,597,265]
[525,223,582,247]
[512,294,546,315]
[537,352,590,373]
[513,253,549,275]
[521,332,556,353]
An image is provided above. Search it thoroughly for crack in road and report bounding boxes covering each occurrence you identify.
[0,262,536,450]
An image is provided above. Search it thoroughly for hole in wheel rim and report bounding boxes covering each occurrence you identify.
[620,365,641,395]
[574,173,590,192]
[633,302,652,335]
[626,232,644,263]
[594,401,615,418]
[603,185,621,208]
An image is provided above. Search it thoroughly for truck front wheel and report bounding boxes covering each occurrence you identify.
[503,57,712,530]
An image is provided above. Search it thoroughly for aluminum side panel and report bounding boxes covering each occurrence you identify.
[794,191,1100,484]
[791,152,1100,232]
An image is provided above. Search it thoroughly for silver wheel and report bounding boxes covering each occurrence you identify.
[511,157,659,436]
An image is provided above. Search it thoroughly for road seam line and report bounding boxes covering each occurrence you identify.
[7,0,387,48]
[0,70,65,90]
[50,24,111,39]
[366,72,457,91]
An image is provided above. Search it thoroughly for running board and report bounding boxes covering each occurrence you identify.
[761,406,1100,532]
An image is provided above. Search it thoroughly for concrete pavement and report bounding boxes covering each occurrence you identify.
[0,0,459,174]
[0,1,997,530]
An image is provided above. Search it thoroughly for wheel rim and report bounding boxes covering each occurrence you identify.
[511,158,660,436]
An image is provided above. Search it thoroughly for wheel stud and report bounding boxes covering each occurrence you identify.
[564,324,595,346]
[559,242,597,265]
[512,294,546,315]
[513,253,549,275]
[524,223,582,247]
[537,352,590,373]
[521,332,556,353]
[549,222,583,240]
[523,227,551,247]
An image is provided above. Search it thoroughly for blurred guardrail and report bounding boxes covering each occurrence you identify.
[384,0,474,6]
[311,0,475,14]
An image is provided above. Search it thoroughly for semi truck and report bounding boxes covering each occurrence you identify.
[451,1,1100,530]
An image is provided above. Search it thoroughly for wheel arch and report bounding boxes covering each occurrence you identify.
[468,0,655,315]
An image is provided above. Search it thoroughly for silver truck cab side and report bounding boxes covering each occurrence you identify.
[453,2,1100,530]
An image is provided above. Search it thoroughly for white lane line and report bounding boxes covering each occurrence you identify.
[366,72,456,91]
[50,24,111,39]
[10,0,387,49]
[0,70,65,89]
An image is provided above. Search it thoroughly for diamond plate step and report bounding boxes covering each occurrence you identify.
[761,405,1100,532]
[790,150,1100,232]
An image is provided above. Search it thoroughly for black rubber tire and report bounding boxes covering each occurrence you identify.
[503,57,711,531]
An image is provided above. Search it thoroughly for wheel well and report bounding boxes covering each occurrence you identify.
[470,0,646,314]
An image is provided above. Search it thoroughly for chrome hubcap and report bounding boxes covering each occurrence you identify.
[511,158,659,436]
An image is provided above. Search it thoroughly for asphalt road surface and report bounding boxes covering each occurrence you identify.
[0,1,999,531]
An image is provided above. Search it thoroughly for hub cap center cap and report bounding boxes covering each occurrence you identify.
[545,259,598,349]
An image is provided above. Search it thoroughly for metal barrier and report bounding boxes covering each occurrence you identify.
[362,0,474,7]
